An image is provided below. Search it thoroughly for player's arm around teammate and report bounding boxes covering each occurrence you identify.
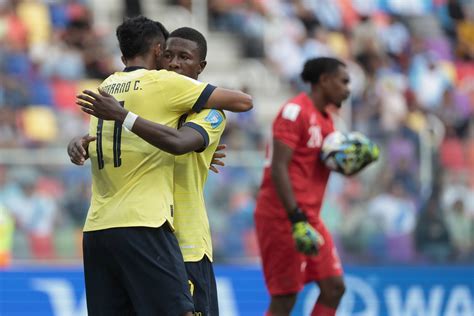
[67,132,226,169]
[77,89,217,155]
[77,83,252,153]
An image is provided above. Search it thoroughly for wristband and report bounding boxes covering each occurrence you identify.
[123,111,138,131]
[288,207,307,223]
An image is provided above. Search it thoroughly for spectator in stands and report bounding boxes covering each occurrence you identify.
[415,194,453,263]
[445,198,474,261]
[436,89,471,138]
[5,170,56,259]
[409,51,452,111]
[124,0,142,18]
[368,179,417,262]
[379,14,410,58]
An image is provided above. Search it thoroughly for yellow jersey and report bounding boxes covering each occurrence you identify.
[84,67,216,232]
[173,109,226,262]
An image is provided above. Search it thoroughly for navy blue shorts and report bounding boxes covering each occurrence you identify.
[185,257,219,316]
[83,226,194,316]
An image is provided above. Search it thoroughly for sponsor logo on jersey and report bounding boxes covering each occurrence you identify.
[282,103,301,121]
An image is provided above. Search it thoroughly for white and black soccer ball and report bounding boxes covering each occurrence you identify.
[321,131,379,176]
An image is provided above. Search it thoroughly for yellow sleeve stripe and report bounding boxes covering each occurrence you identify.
[183,122,209,152]
[192,84,216,112]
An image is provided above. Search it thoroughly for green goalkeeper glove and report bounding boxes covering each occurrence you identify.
[288,208,323,256]
[344,132,380,176]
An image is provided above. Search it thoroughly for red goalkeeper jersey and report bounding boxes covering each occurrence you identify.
[256,93,334,223]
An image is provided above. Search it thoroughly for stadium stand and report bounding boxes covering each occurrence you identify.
[0,0,473,266]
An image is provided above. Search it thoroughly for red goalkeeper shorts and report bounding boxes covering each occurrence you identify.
[254,212,343,296]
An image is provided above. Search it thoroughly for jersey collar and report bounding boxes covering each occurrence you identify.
[123,66,146,72]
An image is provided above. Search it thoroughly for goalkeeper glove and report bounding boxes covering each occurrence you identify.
[288,208,323,256]
[344,133,380,176]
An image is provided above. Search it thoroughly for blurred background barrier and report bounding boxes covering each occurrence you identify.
[1,265,473,316]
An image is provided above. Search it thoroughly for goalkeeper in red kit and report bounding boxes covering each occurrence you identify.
[254,57,351,316]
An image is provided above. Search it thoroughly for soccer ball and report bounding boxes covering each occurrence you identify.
[321,131,379,176]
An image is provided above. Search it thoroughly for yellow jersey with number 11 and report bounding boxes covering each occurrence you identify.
[84,67,215,232]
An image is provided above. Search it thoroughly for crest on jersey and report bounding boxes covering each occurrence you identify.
[205,110,224,128]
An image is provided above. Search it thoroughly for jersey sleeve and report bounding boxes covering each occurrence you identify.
[160,72,216,113]
[272,102,304,149]
[183,109,226,152]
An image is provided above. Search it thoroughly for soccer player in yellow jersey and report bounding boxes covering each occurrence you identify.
[162,27,225,316]
[70,17,252,316]
[71,26,228,315]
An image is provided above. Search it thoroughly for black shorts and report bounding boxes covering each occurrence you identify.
[83,226,194,316]
[185,257,219,316]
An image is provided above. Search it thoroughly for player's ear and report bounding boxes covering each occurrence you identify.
[319,73,332,88]
[319,73,329,85]
[198,60,207,74]
[154,43,162,59]
[150,39,161,59]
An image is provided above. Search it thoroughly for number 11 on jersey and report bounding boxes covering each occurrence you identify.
[96,101,125,169]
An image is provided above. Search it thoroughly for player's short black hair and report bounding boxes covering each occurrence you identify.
[155,21,169,40]
[116,16,168,59]
[169,27,207,60]
[301,57,346,84]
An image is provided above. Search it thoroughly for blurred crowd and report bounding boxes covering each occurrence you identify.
[203,0,474,264]
[0,0,473,265]
[0,0,117,264]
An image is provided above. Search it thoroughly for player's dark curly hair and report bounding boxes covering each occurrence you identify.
[301,57,346,84]
[155,21,169,40]
[116,16,168,59]
[169,27,207,60]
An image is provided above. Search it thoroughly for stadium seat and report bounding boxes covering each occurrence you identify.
[50,80,78,112]
[27,78,53,106]
[18,106,58,143]
[440,137,467,171]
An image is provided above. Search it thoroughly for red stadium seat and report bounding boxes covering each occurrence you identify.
[440,137,467,171]
[50,79,78,112]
